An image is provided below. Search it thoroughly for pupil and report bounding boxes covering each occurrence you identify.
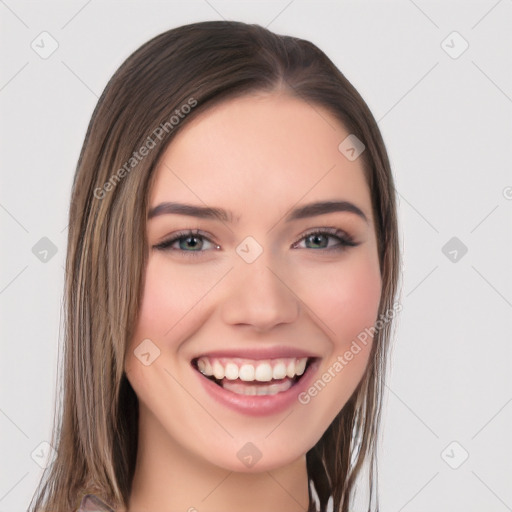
[309,234,326,248]
[183,236,200,250]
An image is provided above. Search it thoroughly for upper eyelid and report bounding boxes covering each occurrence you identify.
[293,226,352,240]
[154,227,356,251]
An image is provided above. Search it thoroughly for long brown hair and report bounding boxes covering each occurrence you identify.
[29,20,400,512]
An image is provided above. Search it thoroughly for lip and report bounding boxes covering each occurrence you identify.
[193,356,321,417]
[192,346,319,360]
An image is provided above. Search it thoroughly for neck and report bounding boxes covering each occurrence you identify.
[123,404,310,512]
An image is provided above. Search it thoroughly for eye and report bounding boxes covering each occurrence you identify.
[153,227,359,257]
[292,227,359,252]
[153,229,218,256]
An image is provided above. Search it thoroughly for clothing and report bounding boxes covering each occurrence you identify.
[309,478,334,512]
[78,494,114,512]
[78,480,333,512]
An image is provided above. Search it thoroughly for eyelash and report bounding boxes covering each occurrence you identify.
[153,228,359,257]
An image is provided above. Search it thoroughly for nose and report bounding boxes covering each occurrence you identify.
[220,253,300,332]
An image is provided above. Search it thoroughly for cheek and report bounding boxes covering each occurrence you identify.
[125,260,188,381]
[295,253,381,424]
[132,257,214,344]
[300,251,382,347]
[124,258,213,405]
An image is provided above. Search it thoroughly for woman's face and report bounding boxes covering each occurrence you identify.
[125,92,382,472]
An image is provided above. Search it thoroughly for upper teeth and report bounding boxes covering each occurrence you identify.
[196,357,308,382]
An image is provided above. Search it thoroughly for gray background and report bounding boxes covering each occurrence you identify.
[1,1,511,511]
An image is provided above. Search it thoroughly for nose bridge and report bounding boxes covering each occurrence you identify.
[220,247,300,331]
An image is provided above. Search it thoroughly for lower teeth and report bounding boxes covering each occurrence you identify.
[220,378,294,396]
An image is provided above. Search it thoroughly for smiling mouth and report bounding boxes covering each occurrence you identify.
[192,356,316,396]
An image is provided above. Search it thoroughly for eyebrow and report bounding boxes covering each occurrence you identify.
[148,200,368,224]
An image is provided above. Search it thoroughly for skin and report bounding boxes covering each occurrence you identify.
[123,91,382,512]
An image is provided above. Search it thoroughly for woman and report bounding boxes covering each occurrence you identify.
[29,20,400,512]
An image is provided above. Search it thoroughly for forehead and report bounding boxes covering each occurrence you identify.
[149,92,372,225]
